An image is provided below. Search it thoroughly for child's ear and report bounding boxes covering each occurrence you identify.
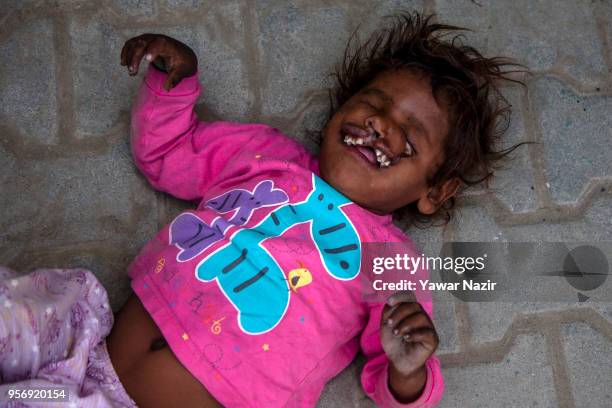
[417,178,461,215]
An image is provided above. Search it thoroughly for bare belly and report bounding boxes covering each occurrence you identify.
[107,293,223,408]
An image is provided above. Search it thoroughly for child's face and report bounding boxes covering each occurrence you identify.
[319,69,451,215]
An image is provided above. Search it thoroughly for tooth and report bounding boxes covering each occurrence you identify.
[404,142,413,155]
[375,149,382,157]
[356,139,363,145]
[384,160,390,166]
[380,154,388,163]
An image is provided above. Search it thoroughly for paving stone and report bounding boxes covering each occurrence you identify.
[0,138,157,250]
[435,0,609,88]
[70,2,249,136]
[0,145,24,264]
[530,76,612,204]
[437,334,556,408]
[352,0,426,32]
[289,99,329,155]
[0,0,42,21]
[5,243,136,312]
[452,197,612,343]
[162,0,209,8]
[600,2,612,73]
[149,2,251,121]
[256,0,428,118]
[257,1,353,116]
[562,323,612,408]
[69,15,137,137]
[0,138,157,309]
[430,291,460,355]
[455,195,612,243]
[1,2,611,407]
[436,86,538,213]
[317,355,375,408]
[0,18,58,145]
[592,303,612,323]
[486,86,537,212]
[109,0,157,18]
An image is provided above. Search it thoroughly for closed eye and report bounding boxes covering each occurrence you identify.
[359,100,381,111]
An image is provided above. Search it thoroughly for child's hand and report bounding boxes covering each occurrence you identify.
[120,33,198,91]
[381,291,439,377]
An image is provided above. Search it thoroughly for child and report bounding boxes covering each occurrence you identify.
[0,13,522,407]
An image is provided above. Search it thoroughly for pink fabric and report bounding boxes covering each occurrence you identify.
[127,65,444,407]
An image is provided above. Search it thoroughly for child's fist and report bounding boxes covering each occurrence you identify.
[381,291,439,377]
[120,33,198,91]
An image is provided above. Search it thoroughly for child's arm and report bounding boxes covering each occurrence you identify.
[122,34,274,200]
[360,293,444,407]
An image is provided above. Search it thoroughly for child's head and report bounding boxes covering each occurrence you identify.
[318,12,526,224]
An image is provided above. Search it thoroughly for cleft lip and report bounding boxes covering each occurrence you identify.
[340,122,398,167]
[341,123,372,139]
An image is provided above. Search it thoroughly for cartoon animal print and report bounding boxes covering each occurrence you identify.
[196,174,361,334]
[205,180,288,224]
[170,180,288,262]
[287,262,312,291]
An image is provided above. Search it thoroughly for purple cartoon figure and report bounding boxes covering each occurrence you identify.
[170,180,288,262]
[205,180,288,225]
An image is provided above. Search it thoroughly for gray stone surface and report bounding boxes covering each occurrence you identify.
[70,13,137,137]
[436,0,610,88]
[454,195,612,243]
[109,0,157,18]
[161,3,252,122]
[1,1,611,407]
[562,323,612,408]
[257,1,352,116]
[353,0,427,34]
[162,0,202,8]
[317,356,375,408]
[286,98,328,155]
[467,302,581,344]
[0,139,156,250]
[0,138,158,311]
[0,19,58,145]
[481,86,537,212]
[438,334,557,408]
[0,0,42,22]
[451,197,612,345]
[531,77,612,204]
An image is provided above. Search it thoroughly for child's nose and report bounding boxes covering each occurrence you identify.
[365,116,406,159]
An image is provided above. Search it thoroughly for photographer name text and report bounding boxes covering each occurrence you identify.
[372,279,497,291]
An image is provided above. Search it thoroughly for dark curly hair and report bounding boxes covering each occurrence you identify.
[327,12,529,226]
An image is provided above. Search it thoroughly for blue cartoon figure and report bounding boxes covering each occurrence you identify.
[195,174,361,334]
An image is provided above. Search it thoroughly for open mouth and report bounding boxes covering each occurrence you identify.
[340,124,391,168]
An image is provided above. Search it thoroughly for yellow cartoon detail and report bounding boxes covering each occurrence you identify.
[211,317,226,334]
[288,261,312,292]
[154,257,165,274]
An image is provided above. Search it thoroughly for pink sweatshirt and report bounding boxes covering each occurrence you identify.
[127,66,444,407]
